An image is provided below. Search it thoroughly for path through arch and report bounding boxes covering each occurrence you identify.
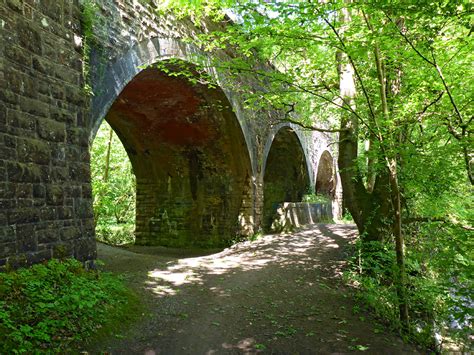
[262,127,311,231]
[315,150,336,198]
[98,62,253,248]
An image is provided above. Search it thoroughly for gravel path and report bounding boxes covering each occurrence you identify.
[89,224,419,354]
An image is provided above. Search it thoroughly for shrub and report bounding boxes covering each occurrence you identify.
[0,258,133,353]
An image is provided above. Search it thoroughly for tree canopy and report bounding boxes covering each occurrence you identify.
[155,0,473,349]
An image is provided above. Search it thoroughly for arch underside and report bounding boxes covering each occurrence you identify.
[105,65,253,248]
[263,127,310,230]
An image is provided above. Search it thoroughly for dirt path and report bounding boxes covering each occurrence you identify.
[89,224,419,354]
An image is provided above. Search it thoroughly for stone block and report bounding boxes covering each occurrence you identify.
[26,249,51,265]
[69,163,90,182]
[38,0,63,22]
[32,184,46,198]
[0,183,16,199]
[82,184,92,198]
[0,226,16,242]
[0,242,16,258]
[50,167,68,182]
[4,134,16,148]
[7,109,36,131]
[17,198,32,208]
[7,254,28,269]
[66,127,89,147]
[6,0,22,12]
[65,85,85,106]
[8,208,39,224]
[51,146,66,162]
[52,242,74,259]
[4,69,28,96]
[37,228,59,244]
[17,137,50,165]
[16,228,37,253]
[50,107,73,123]
[5,45,32,68]
[60,226,79,241]
[0,199,16,210]
[74,238,97,261]
[73,199,93,218]
[39,206,56,220]
[19,96,50,118]
[17,20,42,55]
[37,118,66,142]
[46,184,64,205]
[0,212,7,226]
[6,161,42,183]
[32,56,50,75]
[0,166,6,182]
[0,145,16,159]
[57,206,73,219]
[15,183,32,198]
[0,103,5,126]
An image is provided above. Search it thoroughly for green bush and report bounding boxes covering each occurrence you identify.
[0,258,132,353]
[95,221,135,245]
[346,232,473,350]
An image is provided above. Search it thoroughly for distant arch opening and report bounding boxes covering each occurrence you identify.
[91,121,136,245]
[315,150,335,199]
[263,127,310,231]
[93,62,253,248]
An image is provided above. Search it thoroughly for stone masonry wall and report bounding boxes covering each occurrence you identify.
[0,0,341,267]
[0,0,96,268]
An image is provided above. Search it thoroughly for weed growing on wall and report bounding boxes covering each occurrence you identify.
[79,0,100,95]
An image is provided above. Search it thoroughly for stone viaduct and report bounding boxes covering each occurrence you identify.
[0,0,341,268]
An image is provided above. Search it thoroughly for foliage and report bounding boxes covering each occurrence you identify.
[0,259,133,353]
[158,0,473,348]
[301,193,331,204]
[346,230,473,350]
[91,121,136,245]
[79,0,100,96]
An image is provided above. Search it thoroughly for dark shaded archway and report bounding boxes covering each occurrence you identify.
[263,127,311,230]
[102,62,253,248]
[315,150,335,198]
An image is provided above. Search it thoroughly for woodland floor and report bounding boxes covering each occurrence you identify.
[87,224,420,354]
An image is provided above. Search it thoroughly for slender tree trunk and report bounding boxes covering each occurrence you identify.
[371,17,410,328]
[366,136,377,193]
[336,6,390,243]
[104,126,113,182]
[336,7,369,236]
[462,144,474,185]
[388,160,409,328]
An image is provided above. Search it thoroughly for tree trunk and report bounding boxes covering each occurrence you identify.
[104,126,113,182]
[336,6,391,243]
[371,14,410,328]
[388,159,410,329]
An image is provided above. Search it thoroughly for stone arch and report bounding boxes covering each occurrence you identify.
[262,126,311,230]
[315,150,335,198]
[89,37,257,174]
[90,55,254,247]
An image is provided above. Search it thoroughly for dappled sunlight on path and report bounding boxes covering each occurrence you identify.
[93,224,419,354]
[145,225,354,297]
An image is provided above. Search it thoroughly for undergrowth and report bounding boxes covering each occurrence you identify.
[345,234,473,352]
[0,258,135,353]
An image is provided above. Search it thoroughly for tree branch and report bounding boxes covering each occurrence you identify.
[323,17,378,126]
[279,116,347,133]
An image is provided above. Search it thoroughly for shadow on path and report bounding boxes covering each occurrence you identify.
[90,224,419,354]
